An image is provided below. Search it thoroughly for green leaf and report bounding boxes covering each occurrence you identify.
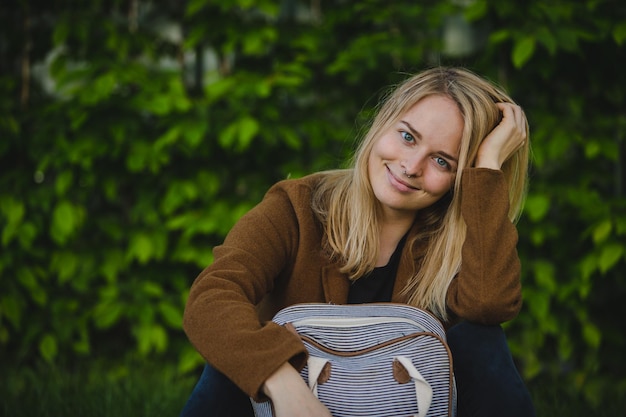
[18,267,47,306]
[592,219,612,244]
[584,140,601,158]
[524,193,550,222]
[237,117,260,149]
[0,327,8,344]
[613,22,626,45]
[55,170,74,196]
[579,254,597,281]
[182,120,209,148]
[51,251,79,284]
[536,27,557,55]
[598,243,624,273]
[17,222,37,250]
[489,29,510,44]
[128,232,154,264]
[142,281,164,297]
[52,21,70,45]
[72,328,91,355]
[532,260,557,293]
[50,201,84,245]
[158,301,183,328]
[582,322,602,349]
[80,72,117,105]
[1,294,23,328]
[135,324,168,355]
[185,0,208,17]
[526,288,551,321]
[100,249,125,283]
[219,117,259,151]
[39,334,58,363]
[512,36,536,68]
[178,345,204,373]
[0,196,25,246]
[151,325,168,353]
[205,77,237,103]
[93,303,124,329]
[464,0,488,21]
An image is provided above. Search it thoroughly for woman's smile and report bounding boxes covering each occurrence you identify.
[385,165,419,192]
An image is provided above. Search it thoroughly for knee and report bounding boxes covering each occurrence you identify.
[447,321,509,362]
[447,322,535,417]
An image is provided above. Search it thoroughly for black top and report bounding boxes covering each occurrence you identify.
[347,235,407,304]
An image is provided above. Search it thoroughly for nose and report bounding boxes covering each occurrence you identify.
[402,151,426,178]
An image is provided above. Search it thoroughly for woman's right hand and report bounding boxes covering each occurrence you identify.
[475,102,527,170]
[262,362,333,417]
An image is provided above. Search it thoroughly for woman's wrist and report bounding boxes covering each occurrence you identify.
[262,361,302,399]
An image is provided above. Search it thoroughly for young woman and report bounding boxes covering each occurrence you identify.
[180,67,535,417]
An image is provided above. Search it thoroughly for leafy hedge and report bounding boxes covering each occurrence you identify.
[1,0,625,408]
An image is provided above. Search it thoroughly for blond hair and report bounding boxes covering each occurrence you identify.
[312,67,529,321]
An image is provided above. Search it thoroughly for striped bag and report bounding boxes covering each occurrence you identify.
[251,303,456,417]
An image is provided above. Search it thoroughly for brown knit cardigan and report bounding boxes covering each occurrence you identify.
[183,168,522,400]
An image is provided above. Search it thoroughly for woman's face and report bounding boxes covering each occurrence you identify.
[368,94,464,221]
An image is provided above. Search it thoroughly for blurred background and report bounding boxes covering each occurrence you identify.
[1,0,625,415]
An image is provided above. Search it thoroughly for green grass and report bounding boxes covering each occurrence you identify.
[1,361,622,417]
[0,361,196,417]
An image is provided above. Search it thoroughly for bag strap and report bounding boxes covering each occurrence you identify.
[306,355,432,417]
[394,356,433,417]
[306,356,331,397]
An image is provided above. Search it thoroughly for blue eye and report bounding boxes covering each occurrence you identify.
[434,157,449,169]
[401,131,415,142]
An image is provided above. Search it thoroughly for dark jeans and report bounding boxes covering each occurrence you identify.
[179,321,535,417]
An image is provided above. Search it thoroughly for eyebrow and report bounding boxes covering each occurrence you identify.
[400,120,459,164]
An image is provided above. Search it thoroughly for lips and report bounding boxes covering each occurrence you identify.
[386,165,419,192]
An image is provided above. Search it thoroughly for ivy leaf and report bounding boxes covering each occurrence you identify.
[39,334,58,363]
[524,193,550,222]
[613,22,626,45]
[50,201,83,245]
[178,346,204,374]
[0,196,24,246]
[128,232,154,264]
[599,243,624,274]
[582,322,602,349]
[219,116,259,152]
[93,302,124,329]
[1,294,22,328]
[512,36,536,68]
[158,301,183,328]
[592,219,612,244]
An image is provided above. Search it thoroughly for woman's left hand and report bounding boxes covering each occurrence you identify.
[475,102,527,170]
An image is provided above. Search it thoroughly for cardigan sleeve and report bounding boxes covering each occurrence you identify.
[446,168,523,325]
[182,180,313,400]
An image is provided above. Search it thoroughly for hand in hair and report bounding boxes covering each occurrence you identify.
[475,102,527,170]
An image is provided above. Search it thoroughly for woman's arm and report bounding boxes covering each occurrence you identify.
[446,103,528,324]
[183,180,316,399]
[262,362,332,417]
[447,168,522,323]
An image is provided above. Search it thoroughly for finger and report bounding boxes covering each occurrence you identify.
[496,102,518,129]
[501,103,525,140]
[514,106,523,130]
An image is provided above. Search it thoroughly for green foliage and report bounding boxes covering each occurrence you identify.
[1,0,625,410]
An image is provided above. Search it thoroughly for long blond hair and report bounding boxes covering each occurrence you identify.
[312,67,529,321]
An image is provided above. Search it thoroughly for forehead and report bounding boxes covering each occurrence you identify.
[400,95,464,147]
